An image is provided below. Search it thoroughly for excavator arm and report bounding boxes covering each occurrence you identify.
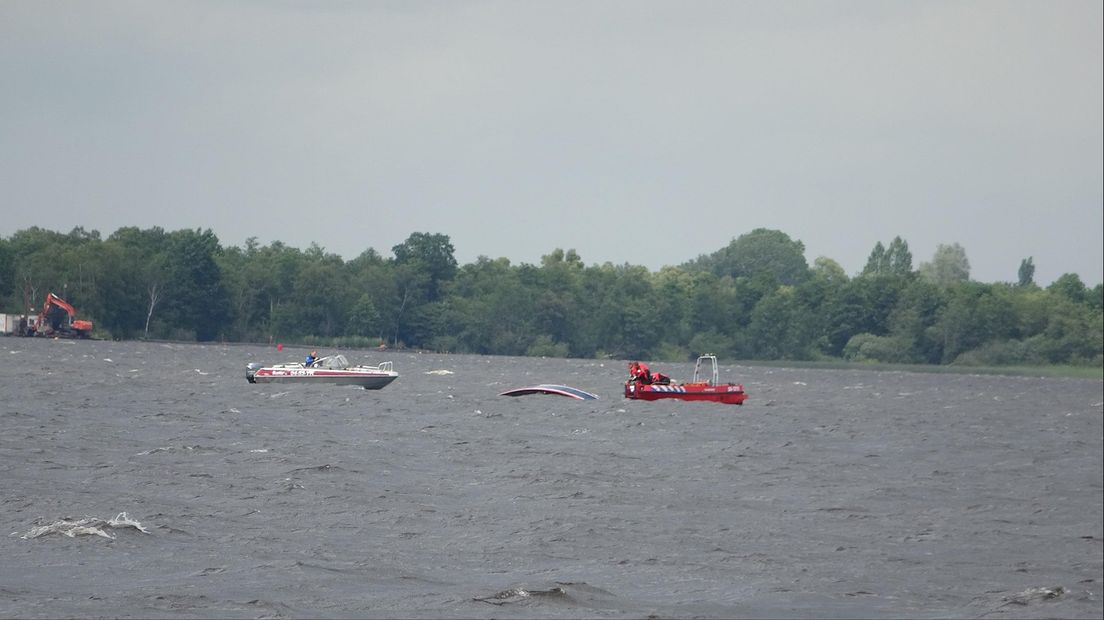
[43,292,78,317]
[32,292,93,337]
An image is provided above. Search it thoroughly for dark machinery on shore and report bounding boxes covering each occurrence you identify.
[20,292,94,338]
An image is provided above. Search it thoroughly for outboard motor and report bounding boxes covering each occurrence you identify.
[246,362,264,383]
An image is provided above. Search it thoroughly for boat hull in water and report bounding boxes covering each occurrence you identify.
[500,384,599,400]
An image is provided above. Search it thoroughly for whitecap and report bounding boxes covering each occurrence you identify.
[1004,585,1065,605]
[21,512,150,540]
[135,446,172,456]
[107,512,150,533]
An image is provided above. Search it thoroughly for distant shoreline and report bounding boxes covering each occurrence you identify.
[741,358,1103,380]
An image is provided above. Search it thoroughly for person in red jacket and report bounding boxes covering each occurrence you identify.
[629,361,653,384]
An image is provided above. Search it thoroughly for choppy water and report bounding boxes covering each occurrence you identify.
[2,338,1101,619]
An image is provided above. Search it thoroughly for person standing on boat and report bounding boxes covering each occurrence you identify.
[305,351,318,367]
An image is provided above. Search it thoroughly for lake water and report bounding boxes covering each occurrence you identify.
[2,338,1101,618]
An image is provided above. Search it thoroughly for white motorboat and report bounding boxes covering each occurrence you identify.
[246,354,398,389]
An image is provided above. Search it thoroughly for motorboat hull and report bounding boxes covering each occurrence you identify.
[249,369,397,389]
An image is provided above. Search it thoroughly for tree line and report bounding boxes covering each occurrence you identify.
[1,226,1100,367]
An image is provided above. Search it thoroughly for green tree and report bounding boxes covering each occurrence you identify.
[863,238,914,278]
[650,266,694,349]
[347,247,396,344]
[0,237,14,311]
[387,233,458,347]
[272,259,349,338]
[856,236,909,274]
[387,262,432,347]
[812,256,848,284]
[241,241,312,341]
[392,232,457,302]
[3,228,103,330]
[886,236,913,276]
[919,243,970,287]
[615,264,661,359]
[862,242,888,276]
[746,286,808,359]
[51,231,103,322]
[104,227,170,338]
[6,227,83,313]
[346,293,382,339]
[930,282,1018,363]
[686,228,810,285]
[434,256,532,354]
[886,278,945,363]
[533,248,584,349]
[1047,273,1087,305]
[1017,257,1035,287]
[685,272,734,343]
[793,257,850,356]
[1027,296,1103,364]
[162,229,229,341]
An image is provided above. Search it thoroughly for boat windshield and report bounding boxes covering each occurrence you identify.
[317,354,349,369]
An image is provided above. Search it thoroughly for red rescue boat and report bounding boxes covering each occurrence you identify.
[624,355,748,405]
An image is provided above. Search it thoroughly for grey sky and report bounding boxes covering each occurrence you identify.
[2,1,1101,286]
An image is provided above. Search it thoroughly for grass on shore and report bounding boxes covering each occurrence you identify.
[739,359,1102,380]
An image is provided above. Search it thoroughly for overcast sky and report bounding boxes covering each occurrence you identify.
[2,1,1101,286]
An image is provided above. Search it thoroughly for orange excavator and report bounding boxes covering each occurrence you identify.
[23,292,94,338]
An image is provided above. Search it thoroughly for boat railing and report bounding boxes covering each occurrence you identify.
[377,361,393,373]
[693,354,720,386]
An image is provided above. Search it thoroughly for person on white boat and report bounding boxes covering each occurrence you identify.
[305,351,318,367]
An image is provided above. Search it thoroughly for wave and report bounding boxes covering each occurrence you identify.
[20,512,150,540]
[474,581,616,607]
